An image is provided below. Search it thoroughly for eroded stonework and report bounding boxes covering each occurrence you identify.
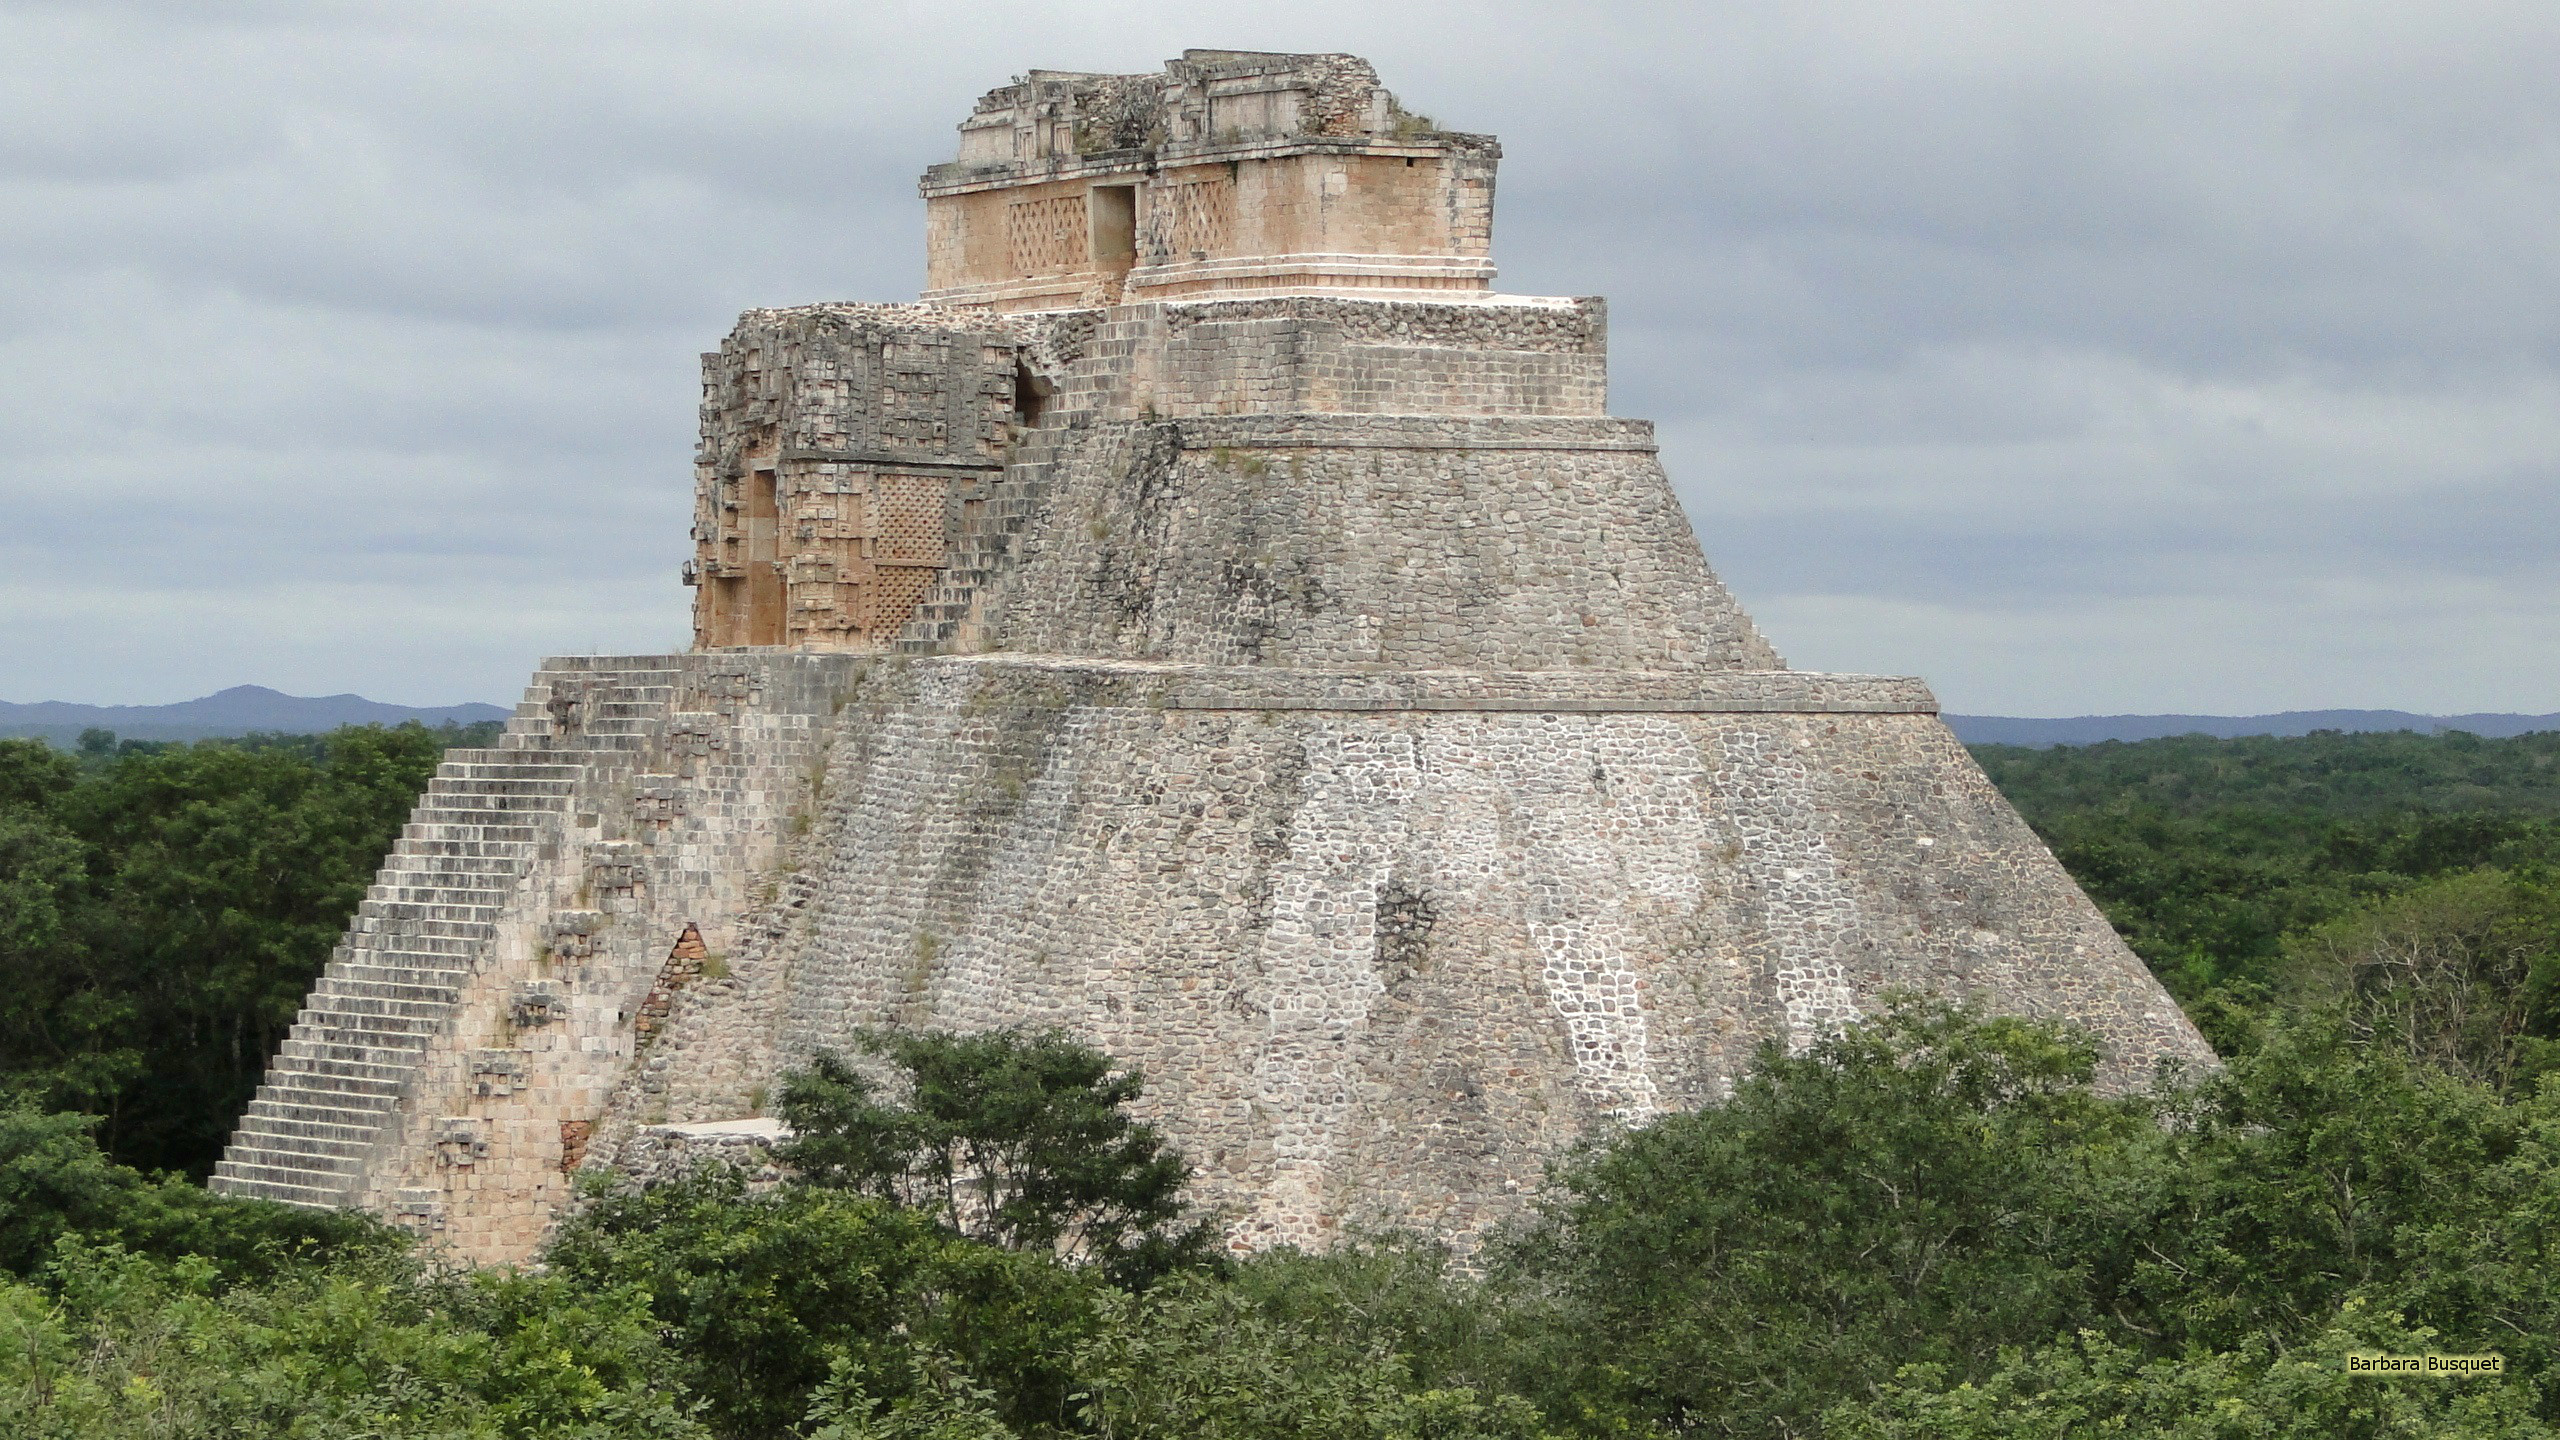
[217,51,2212,1264]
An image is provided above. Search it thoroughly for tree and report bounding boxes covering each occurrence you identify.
[1492,1001,2165,1439]
[0,1240,708,1439]
[1074,1274,1554,1440]
[1827,1303,2559,1440]
[548,1170,1104,1440]
[2281,868,2560,1094]
[0,724,453,1174]
[779,1029,1216,1285]
[0,1102,387,1281]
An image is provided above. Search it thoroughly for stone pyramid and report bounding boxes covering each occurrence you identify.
[215,51,2211,1263]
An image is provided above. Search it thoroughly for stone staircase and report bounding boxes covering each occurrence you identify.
[210,659,684,1209]
[898,308,1152,653]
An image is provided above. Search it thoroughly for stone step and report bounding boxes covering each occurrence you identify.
[502,733,648,754]
[288,1019,438,1058]
[338,931,481,960]
[228,1120,380,1160]
[212,1157,359,1194]
[378,856,523,882]
[391,833,540,856]
[408,795,571,819]
[294,988,452,1022]
[293,1001,445,1034]
[256,1071,407,1101]
[339,933,480,959]
[271,1047,417,1085]
[237,1105,381,1145]
[402,820,544,843]
[303,999,452,1030]
[246,1091,392,1127]
[532,670,681,685]
[367,883,509,908]
[260,1064,407,1103]
[433,757,583,778]
[536,661,684,677]
[220,653,706,1212]
[530,693,680,714]
[353,906,499,935]
[425,777,579,800]
[209,1163,351,1208]
[313,972,462,1004]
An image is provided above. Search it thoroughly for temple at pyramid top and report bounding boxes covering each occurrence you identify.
[919,50,1501,312]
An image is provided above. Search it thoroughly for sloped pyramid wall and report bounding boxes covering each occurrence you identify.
[588,292,2213,1259]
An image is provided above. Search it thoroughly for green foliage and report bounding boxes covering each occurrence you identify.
[2121,1024,2526,1350]
[780,1029,1217,1285]
[547,1169,1105,1440]
[1481,1003,2560,1434]
[1975,728,2560,819]
[0,1240,707,1439]
[1973,730,2560,1021]
[1828,1304,2560,1439]
[1492,1002,2158,1437]
[0,1103,389,1280]
[0,724,456,1174]
[1077,1274,1554,1440]
[2280,868,2560,1094]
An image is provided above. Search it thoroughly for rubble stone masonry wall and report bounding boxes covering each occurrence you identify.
[604,657,2210,1256]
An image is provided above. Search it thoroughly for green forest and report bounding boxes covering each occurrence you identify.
[4,723,2559,1437]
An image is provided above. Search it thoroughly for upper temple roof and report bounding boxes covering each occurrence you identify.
[920,51,1495,194]
[918,53,1502,313]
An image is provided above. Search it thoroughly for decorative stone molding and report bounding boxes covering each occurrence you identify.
[470,1051,528,1099]
[509,980,568,1029]
[435,1118,489,1168]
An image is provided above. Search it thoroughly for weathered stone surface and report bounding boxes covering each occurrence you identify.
[922,51,1498,313]
[218,51,2213,1266]
[606,658,2204,1257]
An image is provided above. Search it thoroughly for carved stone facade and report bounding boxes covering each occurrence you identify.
[218,52,2213,1265]
[687,306,1031,649]
[923,50,1497,313]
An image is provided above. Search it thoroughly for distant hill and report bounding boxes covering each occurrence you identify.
[0,685,511,745]
[1948,710,2560,748]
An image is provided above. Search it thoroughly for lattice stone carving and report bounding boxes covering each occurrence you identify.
[1147,178,1235,262]
[1006,194,1087,275]
[875,475,948,564]
[872,566,940,635]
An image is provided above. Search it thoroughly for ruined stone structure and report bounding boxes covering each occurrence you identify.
[216,52,2213,1263]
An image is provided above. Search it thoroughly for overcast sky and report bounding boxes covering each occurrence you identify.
[3,0,2554,715]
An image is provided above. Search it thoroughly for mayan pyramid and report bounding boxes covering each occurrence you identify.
[214,51,2213,1263]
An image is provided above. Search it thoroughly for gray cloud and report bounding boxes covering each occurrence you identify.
[1,0,2553,713]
